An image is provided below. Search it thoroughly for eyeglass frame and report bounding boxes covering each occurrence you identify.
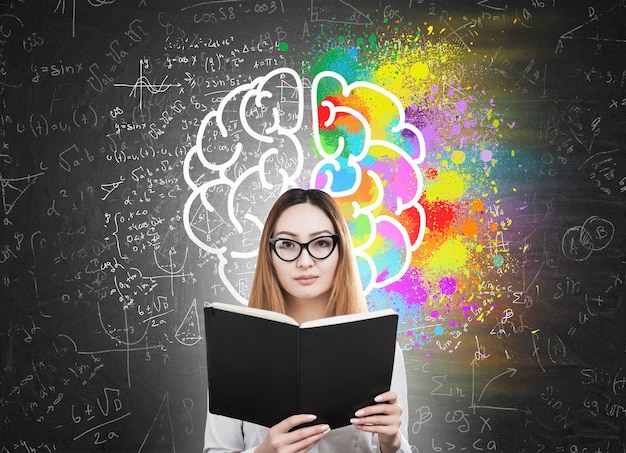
[268,234,340,262]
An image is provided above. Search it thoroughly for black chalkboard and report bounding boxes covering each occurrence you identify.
[1,1,624,451]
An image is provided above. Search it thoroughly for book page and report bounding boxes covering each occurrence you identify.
[205,302,299,326]
[300,308,398,329]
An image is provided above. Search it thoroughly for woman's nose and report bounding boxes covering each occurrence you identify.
[296,248,315,267]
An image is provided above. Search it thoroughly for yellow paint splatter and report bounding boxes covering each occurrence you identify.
[451,149,466,164]
[426,171,465,201]
[373,63,404,92]
[410,61,429,80]
[427,238,468,272]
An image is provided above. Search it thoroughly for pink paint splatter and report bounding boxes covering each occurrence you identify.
[439,277,457,295]
[455,100,468,113]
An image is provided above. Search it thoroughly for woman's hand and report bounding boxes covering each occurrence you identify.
[255,414,330,453]
[350,391,403,453]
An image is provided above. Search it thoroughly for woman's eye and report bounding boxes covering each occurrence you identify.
[277,240,295,249]
[313,238,330,248]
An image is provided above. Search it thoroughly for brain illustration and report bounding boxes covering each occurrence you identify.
[184,68,425,304]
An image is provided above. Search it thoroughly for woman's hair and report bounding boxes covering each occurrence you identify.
[248,188,367,316]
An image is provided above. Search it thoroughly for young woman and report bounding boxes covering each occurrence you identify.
[204,188,411,453]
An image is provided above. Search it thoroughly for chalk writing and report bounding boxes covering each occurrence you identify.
[1,1,625,452]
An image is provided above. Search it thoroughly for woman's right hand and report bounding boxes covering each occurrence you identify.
[255,414,330,453]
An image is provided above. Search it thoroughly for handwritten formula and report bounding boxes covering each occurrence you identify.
[1,1,624,451]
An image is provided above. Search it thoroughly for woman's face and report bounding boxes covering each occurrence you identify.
[270,202,339,309]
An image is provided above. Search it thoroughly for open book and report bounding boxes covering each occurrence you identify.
[204,302,398,429]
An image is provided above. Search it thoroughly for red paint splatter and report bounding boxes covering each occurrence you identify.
[425,167,438,179]
[421,195,458,233]
[398,206,425,245]
[317,96,341,129]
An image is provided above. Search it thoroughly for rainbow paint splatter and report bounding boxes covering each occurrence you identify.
[303,25,517,356]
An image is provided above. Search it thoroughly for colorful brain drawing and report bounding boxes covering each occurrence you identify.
[310,71,426,296]
[184,27,515,356]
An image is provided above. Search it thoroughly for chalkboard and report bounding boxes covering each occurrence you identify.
[1,1,624,451]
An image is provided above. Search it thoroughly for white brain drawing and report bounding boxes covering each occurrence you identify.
[184,68,425,304]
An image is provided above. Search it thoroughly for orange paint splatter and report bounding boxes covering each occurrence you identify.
[460,219,478,237]
[471,199,484,212]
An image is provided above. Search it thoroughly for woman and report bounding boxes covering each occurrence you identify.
[204,188,411,453]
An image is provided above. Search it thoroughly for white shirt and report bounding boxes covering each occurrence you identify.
[203,345,411,453]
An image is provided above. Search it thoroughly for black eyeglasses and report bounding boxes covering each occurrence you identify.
[269,235,339,262]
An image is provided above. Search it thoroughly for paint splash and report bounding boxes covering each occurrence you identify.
[183,21,519,357]
[304,25,518,355]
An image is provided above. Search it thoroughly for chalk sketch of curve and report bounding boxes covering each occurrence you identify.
[114,58,181,110]
[183,68,426,304]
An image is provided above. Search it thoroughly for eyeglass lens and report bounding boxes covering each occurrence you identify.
[270,235,337,261]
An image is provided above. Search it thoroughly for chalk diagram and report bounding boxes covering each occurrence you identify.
[54,0,117,38]
[183,67,426,304]
[556,2,626,52]
[114,58,181,110]
[562,215,615,261]
[309,0,373,26]
[138,392,175,452]
[1,171,45,223]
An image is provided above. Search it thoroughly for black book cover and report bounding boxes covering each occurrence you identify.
[204,302,398,429]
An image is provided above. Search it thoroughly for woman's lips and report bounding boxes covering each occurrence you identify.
[295,275,318,285]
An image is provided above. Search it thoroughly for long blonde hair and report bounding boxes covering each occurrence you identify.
[248,188,367,316]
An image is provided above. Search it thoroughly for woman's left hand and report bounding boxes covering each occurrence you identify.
[350,390,403,453]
